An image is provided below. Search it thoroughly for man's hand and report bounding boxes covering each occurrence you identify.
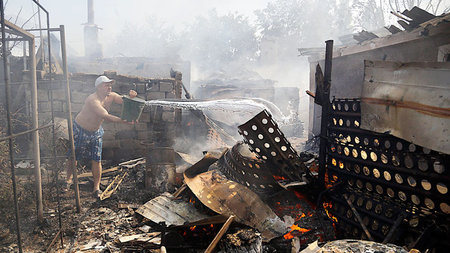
[129,90,137,98]
[122,119,137,125]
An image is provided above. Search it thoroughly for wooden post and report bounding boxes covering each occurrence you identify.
[205,215,235,253]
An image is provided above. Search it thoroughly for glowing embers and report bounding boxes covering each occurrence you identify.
[238,110,309,181]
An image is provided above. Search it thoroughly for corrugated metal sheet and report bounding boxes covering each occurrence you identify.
[361,60,450,154]
[136,192,209,226]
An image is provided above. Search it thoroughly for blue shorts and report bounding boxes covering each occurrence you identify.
[69,121,104,162]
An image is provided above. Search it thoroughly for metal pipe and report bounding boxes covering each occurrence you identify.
[26,27,62,32]
[29,36,44,222]
[32,0,52,224]
[31,1,51,81]
[36,0,45,70]
[318,40,333,190]
[88,0,94,24]
[0,123,52,142]
[1,0,23,251]
[22,42,26,70]
[60,25,81,213]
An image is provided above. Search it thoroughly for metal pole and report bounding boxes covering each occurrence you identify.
[60,25,81,213]
[318,40,333,190]
[28,37,44,222]
[1,0,23,251]
[0,123,53,143]
[32,0,53,223]
[36,0,45,70]
[22,42,27,70]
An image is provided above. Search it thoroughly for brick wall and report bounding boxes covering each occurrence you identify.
[28,71,182,161]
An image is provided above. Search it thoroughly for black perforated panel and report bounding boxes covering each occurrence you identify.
[326,98,450,245]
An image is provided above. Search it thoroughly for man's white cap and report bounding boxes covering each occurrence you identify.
[95,75,114,88]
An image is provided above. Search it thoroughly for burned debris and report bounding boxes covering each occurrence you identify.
[1,1,449,253]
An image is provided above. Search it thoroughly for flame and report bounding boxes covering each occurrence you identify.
[324,172,338,189]
[189,226,196,231]
[273,175,287,181]
[323,202,338,223]
[283,224,311,239]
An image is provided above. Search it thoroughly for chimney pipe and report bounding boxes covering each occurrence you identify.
[88,0,94,24]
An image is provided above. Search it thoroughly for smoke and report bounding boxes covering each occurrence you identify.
[6,0,450,132]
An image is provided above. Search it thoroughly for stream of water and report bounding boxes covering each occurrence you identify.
[144,98,291,125]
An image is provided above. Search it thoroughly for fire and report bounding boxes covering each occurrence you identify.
[189,226,196,231]
[273,175,287,181]
[324,172,338,189]
[283,224,311,240]
[322,202,338,223]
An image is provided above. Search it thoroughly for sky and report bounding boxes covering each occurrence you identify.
[6,0,272,55]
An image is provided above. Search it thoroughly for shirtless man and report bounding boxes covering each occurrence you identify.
[66,75,137,199]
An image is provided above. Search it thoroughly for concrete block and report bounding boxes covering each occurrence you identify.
[136,83,146,94]
[37,90,49,101]
[51,89,66,99]
[159,82,174,92]
[71,91,87,103]
[116,130,137,139]
[71,103,83,112]
[115,123,134,131]
[147,91,166,100]
[104,70,117,77]
[147,82,159,92]
[102,122,116,131]
[134,123,148,131]
[120,139,137,149]
[165,92,177,99]
[103,140,120,149]
[102,131,115,141]
[161,111,175,122]
[137,130,153,140]
[52,101,64,112]
[38,102,51,112]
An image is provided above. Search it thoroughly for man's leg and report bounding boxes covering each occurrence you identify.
[91,160,102,192]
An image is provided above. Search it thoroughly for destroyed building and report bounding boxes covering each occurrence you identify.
[0,2,449,253]
[300,7,450,251]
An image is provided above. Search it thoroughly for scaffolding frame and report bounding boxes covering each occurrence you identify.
[0,1,80,251]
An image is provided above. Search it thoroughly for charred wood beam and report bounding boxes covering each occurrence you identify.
[318,40,333,191]
[382,212,406,243]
